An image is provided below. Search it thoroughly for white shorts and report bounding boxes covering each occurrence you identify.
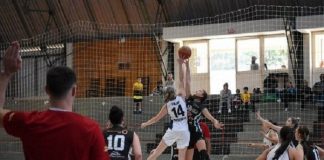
[162,129,190,149]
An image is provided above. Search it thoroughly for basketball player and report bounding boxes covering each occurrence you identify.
[178,58,224,160]
[295,126,322,160]
[0,42,108,160]
[141,88,190,159]
[104,106,142,160]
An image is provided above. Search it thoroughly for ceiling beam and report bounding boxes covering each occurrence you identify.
[120,0,134,33]
[137,0,151,24]
[156,0,169,22]
[12,0,33,38]
[84,0,100,34]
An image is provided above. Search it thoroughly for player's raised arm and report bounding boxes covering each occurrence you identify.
[184,59,191,99]
[0,41,22,127]
[141,104,168,128]
[177,58,186,99]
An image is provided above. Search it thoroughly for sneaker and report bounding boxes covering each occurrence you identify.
[228,109,231,114]
[218,110,222,114]
[138,110,142,114]
[284,108,288,112]
[277,99,281,103]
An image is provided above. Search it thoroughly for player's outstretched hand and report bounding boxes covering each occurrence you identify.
[213,120,224,129]
[4,41,21,75]
[140,122,148,129]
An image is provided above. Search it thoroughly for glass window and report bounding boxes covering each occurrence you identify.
[209,39,236,94]
[186,42,208,74]
[264,37,288,70]
[315,33,324,68]
[237,39,260,71]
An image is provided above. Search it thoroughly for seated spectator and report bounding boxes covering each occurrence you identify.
[313,74,324,106]
[151,80,163,96]
[298,80,312,109]
[165,72,175,89]
[218,83,232,114]
[232,89,241,109]
[252,88,262,103]
[263,74,278,94]
[281,82,297,111]
[241,87,251,111]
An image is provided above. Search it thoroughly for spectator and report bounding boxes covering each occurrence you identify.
[103,106,142,160]
[165,72,175,89]
[152,80,163,96]
[232,89,241,109]
[218,83,232,114]
[298,80,312,110]
[133,77,143,114]
[263,74,278,94]
[252,88,262,103]
[251,56,259,70]
[241,87,251,111]
[0,42,109,160]
[312,74,324,106]
[281,82,297,111]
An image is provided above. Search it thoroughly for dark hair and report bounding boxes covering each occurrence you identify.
[200,90,208,102]
[243,87,248,90]
[320,74,324,81]
[273,126,294,160]
[46,66,76,99]
[109,106,124,125]
[298,126,314,160]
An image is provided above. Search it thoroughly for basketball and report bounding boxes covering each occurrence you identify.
[178,46,191,59]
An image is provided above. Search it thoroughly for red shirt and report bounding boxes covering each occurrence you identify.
[199,122,211,139]
[3,109,109,160]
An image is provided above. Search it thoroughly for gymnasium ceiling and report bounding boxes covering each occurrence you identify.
[0,0,323,43]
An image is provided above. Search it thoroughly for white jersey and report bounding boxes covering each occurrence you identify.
[267,144,290,160]
[263,129,278,147]
[166,96,188,131]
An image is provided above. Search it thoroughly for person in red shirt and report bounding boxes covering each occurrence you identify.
[0,42,109,160]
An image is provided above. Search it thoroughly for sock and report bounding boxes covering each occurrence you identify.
[198,150,210,160]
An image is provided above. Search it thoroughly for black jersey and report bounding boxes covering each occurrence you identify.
[186,96,206,132]
[103,126,134,160]
[306,146,321,160]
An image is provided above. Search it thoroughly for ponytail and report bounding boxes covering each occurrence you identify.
[273,126,293,160]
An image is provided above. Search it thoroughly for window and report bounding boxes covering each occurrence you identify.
[237,39,260,71]
[186,42,208,74]
[315,33,324,68]
[264,37,288,70]
[209,39,236,94]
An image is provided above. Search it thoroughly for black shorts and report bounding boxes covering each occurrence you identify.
[188,127,204,149]
[133,99,142,103]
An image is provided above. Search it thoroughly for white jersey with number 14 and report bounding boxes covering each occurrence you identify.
[166,96,188,131]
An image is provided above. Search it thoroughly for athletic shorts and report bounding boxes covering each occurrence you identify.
[188,128,204,149]
[162,129,190,149]
[133,99,142,103]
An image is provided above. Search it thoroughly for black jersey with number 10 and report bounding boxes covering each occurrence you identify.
[103,126,134,160]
